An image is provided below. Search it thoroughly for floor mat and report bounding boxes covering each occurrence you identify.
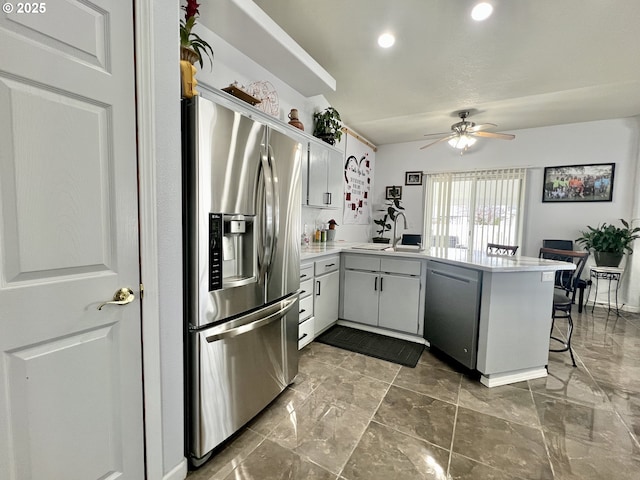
[315,325,424,367]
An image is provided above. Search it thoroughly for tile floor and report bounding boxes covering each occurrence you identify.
[187,307,640,480]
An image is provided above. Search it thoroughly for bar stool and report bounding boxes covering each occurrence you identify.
[539,248,590,367]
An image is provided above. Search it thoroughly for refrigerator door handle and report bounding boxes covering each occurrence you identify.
[259,146,275,273]
[267,144,280,265]
[204,295,297,342]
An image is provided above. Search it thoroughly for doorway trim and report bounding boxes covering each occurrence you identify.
[134,0,188,479]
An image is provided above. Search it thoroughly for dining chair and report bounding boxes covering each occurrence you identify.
[542,239,587,312]
[539,247,590,367]
[486,243,518,255]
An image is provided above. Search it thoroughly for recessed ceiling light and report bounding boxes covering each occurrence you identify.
[471,2,493,21]
[378,33,395,48]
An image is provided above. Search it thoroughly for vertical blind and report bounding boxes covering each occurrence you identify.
[422,168,527,255]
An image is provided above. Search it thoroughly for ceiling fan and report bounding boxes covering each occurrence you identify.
[419,111,515,153]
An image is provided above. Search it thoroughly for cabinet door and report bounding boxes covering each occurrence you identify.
[378,274,421,334]
[325,147,343,209]
[342,270,379,326]
[307,142,329,207]
[314,270,340,334]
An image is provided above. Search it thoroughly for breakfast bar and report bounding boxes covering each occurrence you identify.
[302,242,575,387]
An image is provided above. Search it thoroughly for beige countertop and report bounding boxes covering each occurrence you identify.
[301,242,575,273]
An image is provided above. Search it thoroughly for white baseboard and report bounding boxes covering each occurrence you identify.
[336,319,428,345]
[163,458,188,480]
[480,367,547,388]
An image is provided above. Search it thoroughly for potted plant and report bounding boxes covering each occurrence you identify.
[180,0,214,69]
[372,197,404,244]
[575,218,640,266]
[313,107,343,145]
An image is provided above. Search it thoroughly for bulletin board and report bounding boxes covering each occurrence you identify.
[343,135,373,225]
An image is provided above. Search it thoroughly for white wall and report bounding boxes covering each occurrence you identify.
[376,117,640,309]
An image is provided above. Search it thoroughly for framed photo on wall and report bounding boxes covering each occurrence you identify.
[542,163,615,202]
[385,185,402,200]
[405,171,423,185]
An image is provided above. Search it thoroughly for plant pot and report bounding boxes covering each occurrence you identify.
[180,46,200,64]
[372,237,390,244]
[594,251,623,267]
[316,134,336,146]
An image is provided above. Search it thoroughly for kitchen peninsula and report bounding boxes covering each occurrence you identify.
[301,243,575,387]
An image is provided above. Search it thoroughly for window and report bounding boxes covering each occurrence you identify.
[422,168,527,254]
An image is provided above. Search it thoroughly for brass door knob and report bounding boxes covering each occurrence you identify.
[98,287,135,310]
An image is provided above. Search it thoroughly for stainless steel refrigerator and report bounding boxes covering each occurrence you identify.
[182,95,302,466]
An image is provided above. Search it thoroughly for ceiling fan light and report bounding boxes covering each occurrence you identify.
[471,2,493,21]
[448,134,477,149]
[377,33,395,48]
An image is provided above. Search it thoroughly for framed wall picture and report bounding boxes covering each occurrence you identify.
[542,163,615,202]
[405,171,423,186]
[385,185,402,200]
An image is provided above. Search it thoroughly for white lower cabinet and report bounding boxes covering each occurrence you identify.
[341,254,423,335]
[299,255,340,345]
[298,264,315,349]
[378,274,421,332]
[314,256,340,335]
[342,269,379,326]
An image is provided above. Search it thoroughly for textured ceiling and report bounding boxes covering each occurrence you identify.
[252,0,640,145]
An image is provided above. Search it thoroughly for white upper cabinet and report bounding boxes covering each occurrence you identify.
[306,140,343,208]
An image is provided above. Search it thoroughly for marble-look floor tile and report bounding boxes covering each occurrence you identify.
[338,351,401,383]
[457,377,540,427]
[373,385,456,449]
[300,342,354,367]
[545,430,640,480]
[533,393,640,456]
[291,356,349,396]
[448,453,528,480]
[268,393,370,475]
[187,429,264,480]
[452,407,553,480]
[597,381,640,437]
[526,360,611,410]
[247,387,308,436]
[393,362,461,404]
[341,421,450,480]
[312,366,389,417]
[418,347,464,373]
[578,356,640,392]
[220,438,337,480]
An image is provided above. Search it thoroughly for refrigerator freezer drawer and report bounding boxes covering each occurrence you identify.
[188,296,299,463]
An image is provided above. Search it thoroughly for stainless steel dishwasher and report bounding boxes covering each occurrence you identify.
[424,260,482,368]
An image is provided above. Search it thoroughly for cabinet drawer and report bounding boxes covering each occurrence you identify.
[300,278,313,299]
[299,294,313,322]
[315,255,340,276]
[298,317,314,349]
[343,254,381,272]
[300,262,314,281]
[381,257,421,276]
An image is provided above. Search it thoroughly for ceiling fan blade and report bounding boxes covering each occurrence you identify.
[422,131,452,138]
[472,131,515,140]
[469,123,498,132]
[419,135,455,150]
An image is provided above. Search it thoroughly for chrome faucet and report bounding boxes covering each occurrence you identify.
[392,212,408,249]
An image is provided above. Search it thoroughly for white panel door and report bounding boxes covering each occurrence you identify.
[0,2,144,479]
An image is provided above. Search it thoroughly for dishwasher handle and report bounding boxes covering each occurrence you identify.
[204,296,297,342]
[429,269,476,284]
